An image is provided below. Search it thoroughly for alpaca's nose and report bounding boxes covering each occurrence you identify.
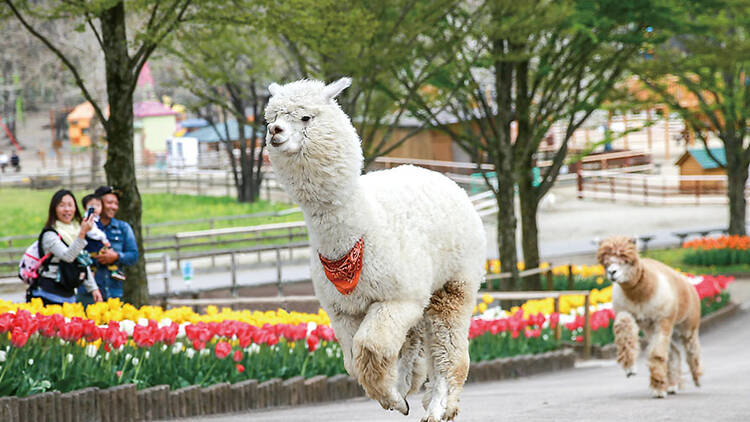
[269,124,283,135]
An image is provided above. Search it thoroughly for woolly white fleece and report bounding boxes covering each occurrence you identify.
[265,78,485,420]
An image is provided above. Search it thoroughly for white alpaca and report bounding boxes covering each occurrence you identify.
[265,78,485,422]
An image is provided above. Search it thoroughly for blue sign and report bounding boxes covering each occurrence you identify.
[181,261,194,281]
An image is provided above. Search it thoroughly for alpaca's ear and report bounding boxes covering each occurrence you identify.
[268,82,282,97]
[323,77,351,101]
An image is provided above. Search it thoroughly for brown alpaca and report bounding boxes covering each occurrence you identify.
[597,236,703,398]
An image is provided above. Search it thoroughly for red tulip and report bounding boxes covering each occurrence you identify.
[11,326,30,347]
[306,334,320,352]
[235,364,245,373]
[215,341,232,359]
[233,350,243,362]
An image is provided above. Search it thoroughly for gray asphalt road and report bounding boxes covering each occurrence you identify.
[191,306,750,422]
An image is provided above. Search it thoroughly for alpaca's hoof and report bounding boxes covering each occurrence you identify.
[651,389,667,399]
[625,367,636,377]
[443,406,459,421]
[667,385,678,395]
[386,396,409,415]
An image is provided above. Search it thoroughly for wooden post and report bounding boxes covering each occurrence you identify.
[664,108,670,160]
[554,295,561,341]
[210,220,216,268]
[226,172,231,197]
[567,264,575,290]
[583,293,591,360]
[162,254,171,308]
[623,112,629,149]
[646,108,653,151]
[577,167,584,199]
[545,268,554,291]
[230,252,238,297]
[276,247,283,296]
[175,235,181,276]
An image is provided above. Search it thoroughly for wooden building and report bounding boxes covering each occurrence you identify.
[675,147,726,192]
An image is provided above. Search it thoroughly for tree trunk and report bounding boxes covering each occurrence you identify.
[518,167,542,290]
[101,3,149,306]
[494,158,519,291]
[725,141,748,235]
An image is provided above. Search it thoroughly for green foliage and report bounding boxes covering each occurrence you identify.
[259,0,462,164]
[643,248,750,275]
[469,329,559,362]
[0,337,345,397]
[684,248,750,267]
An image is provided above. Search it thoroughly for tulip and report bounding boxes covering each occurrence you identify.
[215,341,232,359]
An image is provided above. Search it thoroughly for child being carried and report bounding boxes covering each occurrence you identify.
[81,194,126,281]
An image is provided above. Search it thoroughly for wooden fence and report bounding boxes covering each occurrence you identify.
[577,169,738,205]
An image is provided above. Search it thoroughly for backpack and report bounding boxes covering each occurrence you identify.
[18,240,52,285]
[19,228,89,290]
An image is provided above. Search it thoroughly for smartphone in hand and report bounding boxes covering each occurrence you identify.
[86,206,95,218]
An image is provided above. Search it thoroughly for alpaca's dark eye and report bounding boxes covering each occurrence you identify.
[301,116,311,122]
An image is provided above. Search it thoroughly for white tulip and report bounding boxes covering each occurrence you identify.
[132,357,140,366]
[0,351,6,362]
[137,318,149,327]
[144,351,150,359]
[120,320,136,337]
[66,354,73,363]
[158,317,173,328]
[172,342,184,354]
[85,345,97,358]
[28,359,34,366]
[177,323,187,338]
[185,348,195,359]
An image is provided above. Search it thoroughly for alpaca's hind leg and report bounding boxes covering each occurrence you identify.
[613,311,640,377]
[681,328,703,387]
[396,320,427,399]
[647,318,674,398]
[353,300,423,415]
[667,340,682,394]
[422,281,474,422]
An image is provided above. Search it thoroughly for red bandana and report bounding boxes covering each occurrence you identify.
[319,238,364,295]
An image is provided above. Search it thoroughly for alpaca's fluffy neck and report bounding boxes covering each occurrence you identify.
[275,158,369,258]
[618,261,655,302]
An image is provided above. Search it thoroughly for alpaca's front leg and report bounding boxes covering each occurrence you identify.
[647,318,674,398]
[613,311,640,377]
[328,311,363,378]
[354,300,424,415]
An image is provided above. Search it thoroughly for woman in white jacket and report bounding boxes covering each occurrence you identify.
[29,189,103,305]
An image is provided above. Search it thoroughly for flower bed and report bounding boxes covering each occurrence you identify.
[683,235,750,266]
[484,260,610,291]
[0,273,733,398]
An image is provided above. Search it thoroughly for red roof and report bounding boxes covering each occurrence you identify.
[133,101,177,118]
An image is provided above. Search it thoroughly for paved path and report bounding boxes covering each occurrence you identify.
[188,304,750,422]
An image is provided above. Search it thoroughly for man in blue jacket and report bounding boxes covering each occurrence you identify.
[77,186,139,304]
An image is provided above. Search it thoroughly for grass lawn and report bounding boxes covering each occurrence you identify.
[0,188,301,240]
[643,248,750,275]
